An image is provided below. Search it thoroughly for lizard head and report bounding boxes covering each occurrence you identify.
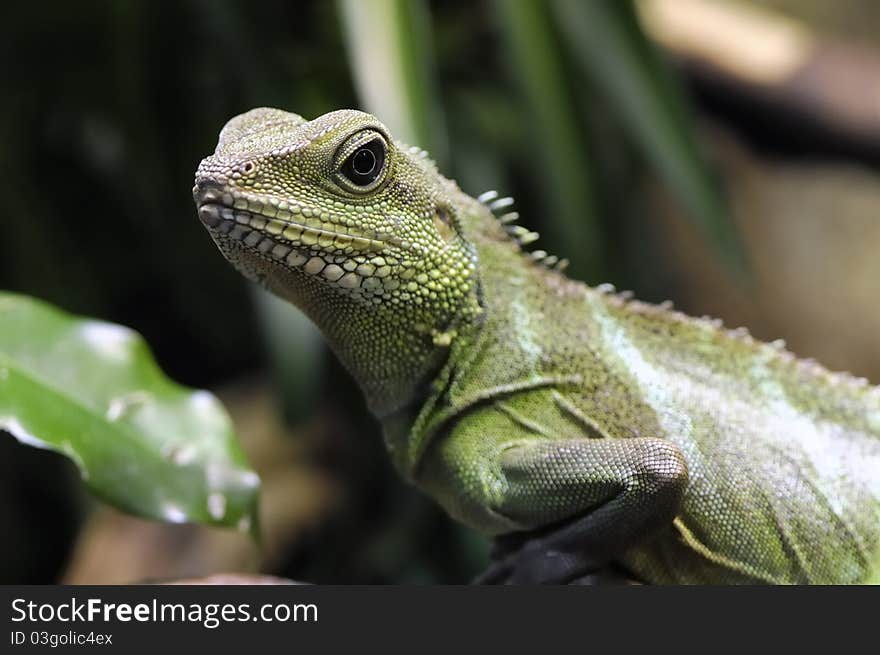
[194,108,479,310]
[194,108,483,412]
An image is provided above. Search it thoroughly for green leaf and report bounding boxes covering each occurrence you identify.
[0,292,259,532]
[550,0,748,277]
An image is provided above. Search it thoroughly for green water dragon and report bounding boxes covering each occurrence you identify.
[194,108,880,584]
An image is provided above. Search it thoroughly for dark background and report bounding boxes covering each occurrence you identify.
[2,0,879,584]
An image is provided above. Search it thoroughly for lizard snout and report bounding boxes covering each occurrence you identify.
[192,179,232,228]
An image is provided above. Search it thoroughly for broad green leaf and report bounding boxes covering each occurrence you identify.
[550,0,748,277]
[493,0,605,282]
[0,292,259,531]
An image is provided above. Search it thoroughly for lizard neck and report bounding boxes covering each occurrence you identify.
[326,302,481,418]
[263,251,485,418]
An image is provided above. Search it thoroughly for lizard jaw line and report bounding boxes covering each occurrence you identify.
[196,200,387,255]
[197,202,387,292]
[193,184,423,255]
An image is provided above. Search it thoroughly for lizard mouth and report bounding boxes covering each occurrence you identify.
[193,183,393,290]
[194,186,387,255]
[197,201,387,256]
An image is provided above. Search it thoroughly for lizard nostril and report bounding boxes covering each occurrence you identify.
[241,161,256,174]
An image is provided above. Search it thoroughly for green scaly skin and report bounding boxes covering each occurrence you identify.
[194,108,880,584]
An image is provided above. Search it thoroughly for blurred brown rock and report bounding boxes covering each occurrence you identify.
[648,123,880,384]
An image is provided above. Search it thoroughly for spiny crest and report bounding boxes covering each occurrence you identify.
[595,282,637,306]
[477,189,879,400]
[405,143,445,182]
[477,190,569,273]
[405,144,431,161]
[594,283,879,397]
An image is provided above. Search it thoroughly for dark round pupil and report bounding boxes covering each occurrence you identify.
[342,138,385,187]
[352,148,376,176]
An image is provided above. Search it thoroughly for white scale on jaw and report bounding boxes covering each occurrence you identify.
[198,199,400,294]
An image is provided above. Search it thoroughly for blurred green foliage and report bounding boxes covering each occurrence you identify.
[0,292,260,530]
[0,0,735,583]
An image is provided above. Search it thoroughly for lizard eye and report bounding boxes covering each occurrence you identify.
[334,129,389,193]
[341,139,385,186]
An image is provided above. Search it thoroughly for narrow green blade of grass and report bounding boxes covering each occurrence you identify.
[337,0,447,162]
[0,293,260,532]
[250,288,324,423]
[551,0,747,277]
[493,0,605,282]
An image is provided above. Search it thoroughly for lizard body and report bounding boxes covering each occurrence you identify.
[194,108,880,584]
